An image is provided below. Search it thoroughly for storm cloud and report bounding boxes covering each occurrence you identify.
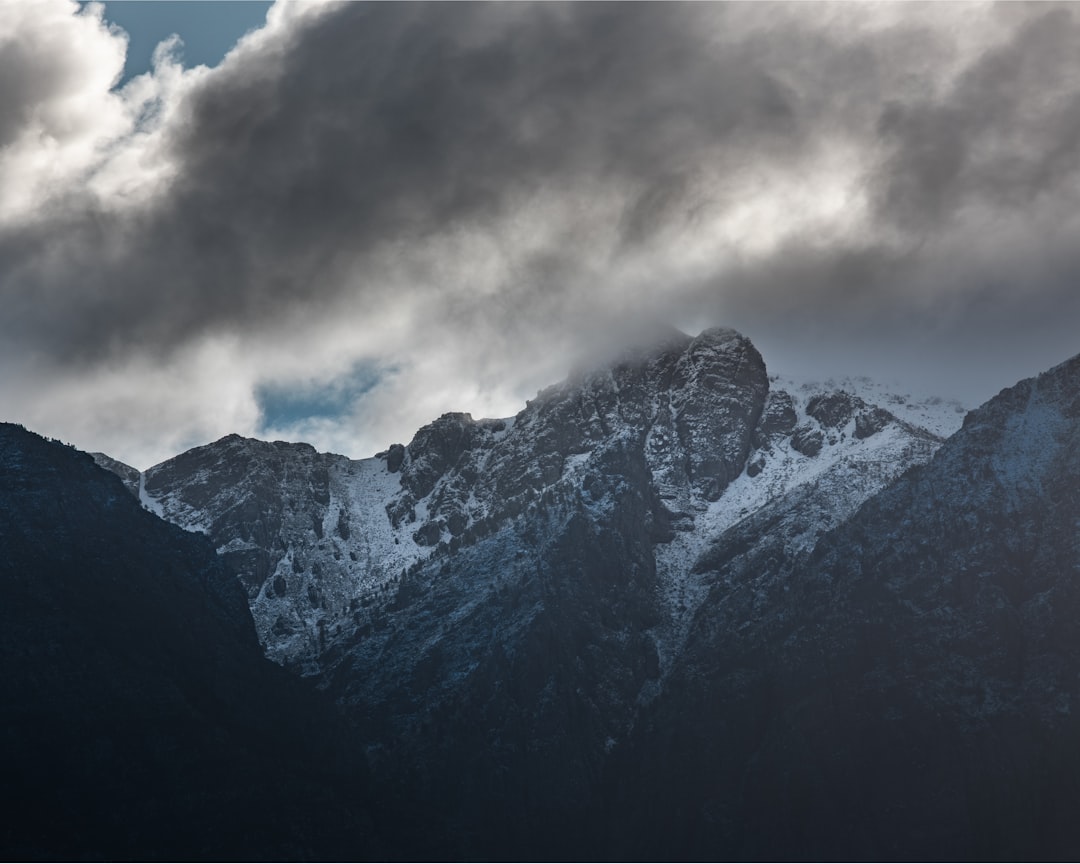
[3,2,1080,466]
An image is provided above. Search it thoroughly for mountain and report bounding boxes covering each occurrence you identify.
[606,351,1080,859]
[0,423,404,860]
[31,325,1080,857]
[96,327,961,854]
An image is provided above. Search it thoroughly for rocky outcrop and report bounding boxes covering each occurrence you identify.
[383,328,769,554]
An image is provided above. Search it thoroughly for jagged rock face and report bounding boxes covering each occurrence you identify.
[94,326,961,855]
[133,328,775,670]
[142,434,335,595]
[140,435,426,669]
[608,354,1080,860]
[390,327,769,546]
[115,330,955,688]
[756,389,798,441]
[0,424,388,860]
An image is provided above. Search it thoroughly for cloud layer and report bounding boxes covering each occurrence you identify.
[4,2,1080,467]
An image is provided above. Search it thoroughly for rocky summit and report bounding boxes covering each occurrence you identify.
[113,329,953,677]
[92,326,967,855]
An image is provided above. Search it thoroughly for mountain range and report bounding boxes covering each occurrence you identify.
[5,326,1080,858]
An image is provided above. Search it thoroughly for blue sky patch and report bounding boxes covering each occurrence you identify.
[97,1,273,87]
[255,362,387,433]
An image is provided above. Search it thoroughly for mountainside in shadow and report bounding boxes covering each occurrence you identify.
[606,352,1080,860]
[0,423,414,860]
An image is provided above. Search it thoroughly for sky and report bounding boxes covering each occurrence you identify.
[97,1,273,87]
[4,1,1080,469]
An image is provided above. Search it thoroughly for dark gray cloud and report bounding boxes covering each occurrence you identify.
[874,5,1080,231]
[3,2,1080,464]
[0,3,875,358]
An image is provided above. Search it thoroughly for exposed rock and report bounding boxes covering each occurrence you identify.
[755,389,798,444]
[412,521,442,546]
[806,390,858,428]
[854,405,893,438]
[791,423,824,457]
[385,442,406,473]
[400,412,479,499]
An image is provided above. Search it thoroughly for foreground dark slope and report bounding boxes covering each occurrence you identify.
[0,424,398,860]
[609,354,1080,860]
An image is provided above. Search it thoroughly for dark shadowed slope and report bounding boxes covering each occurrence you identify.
[0,423,403,860]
